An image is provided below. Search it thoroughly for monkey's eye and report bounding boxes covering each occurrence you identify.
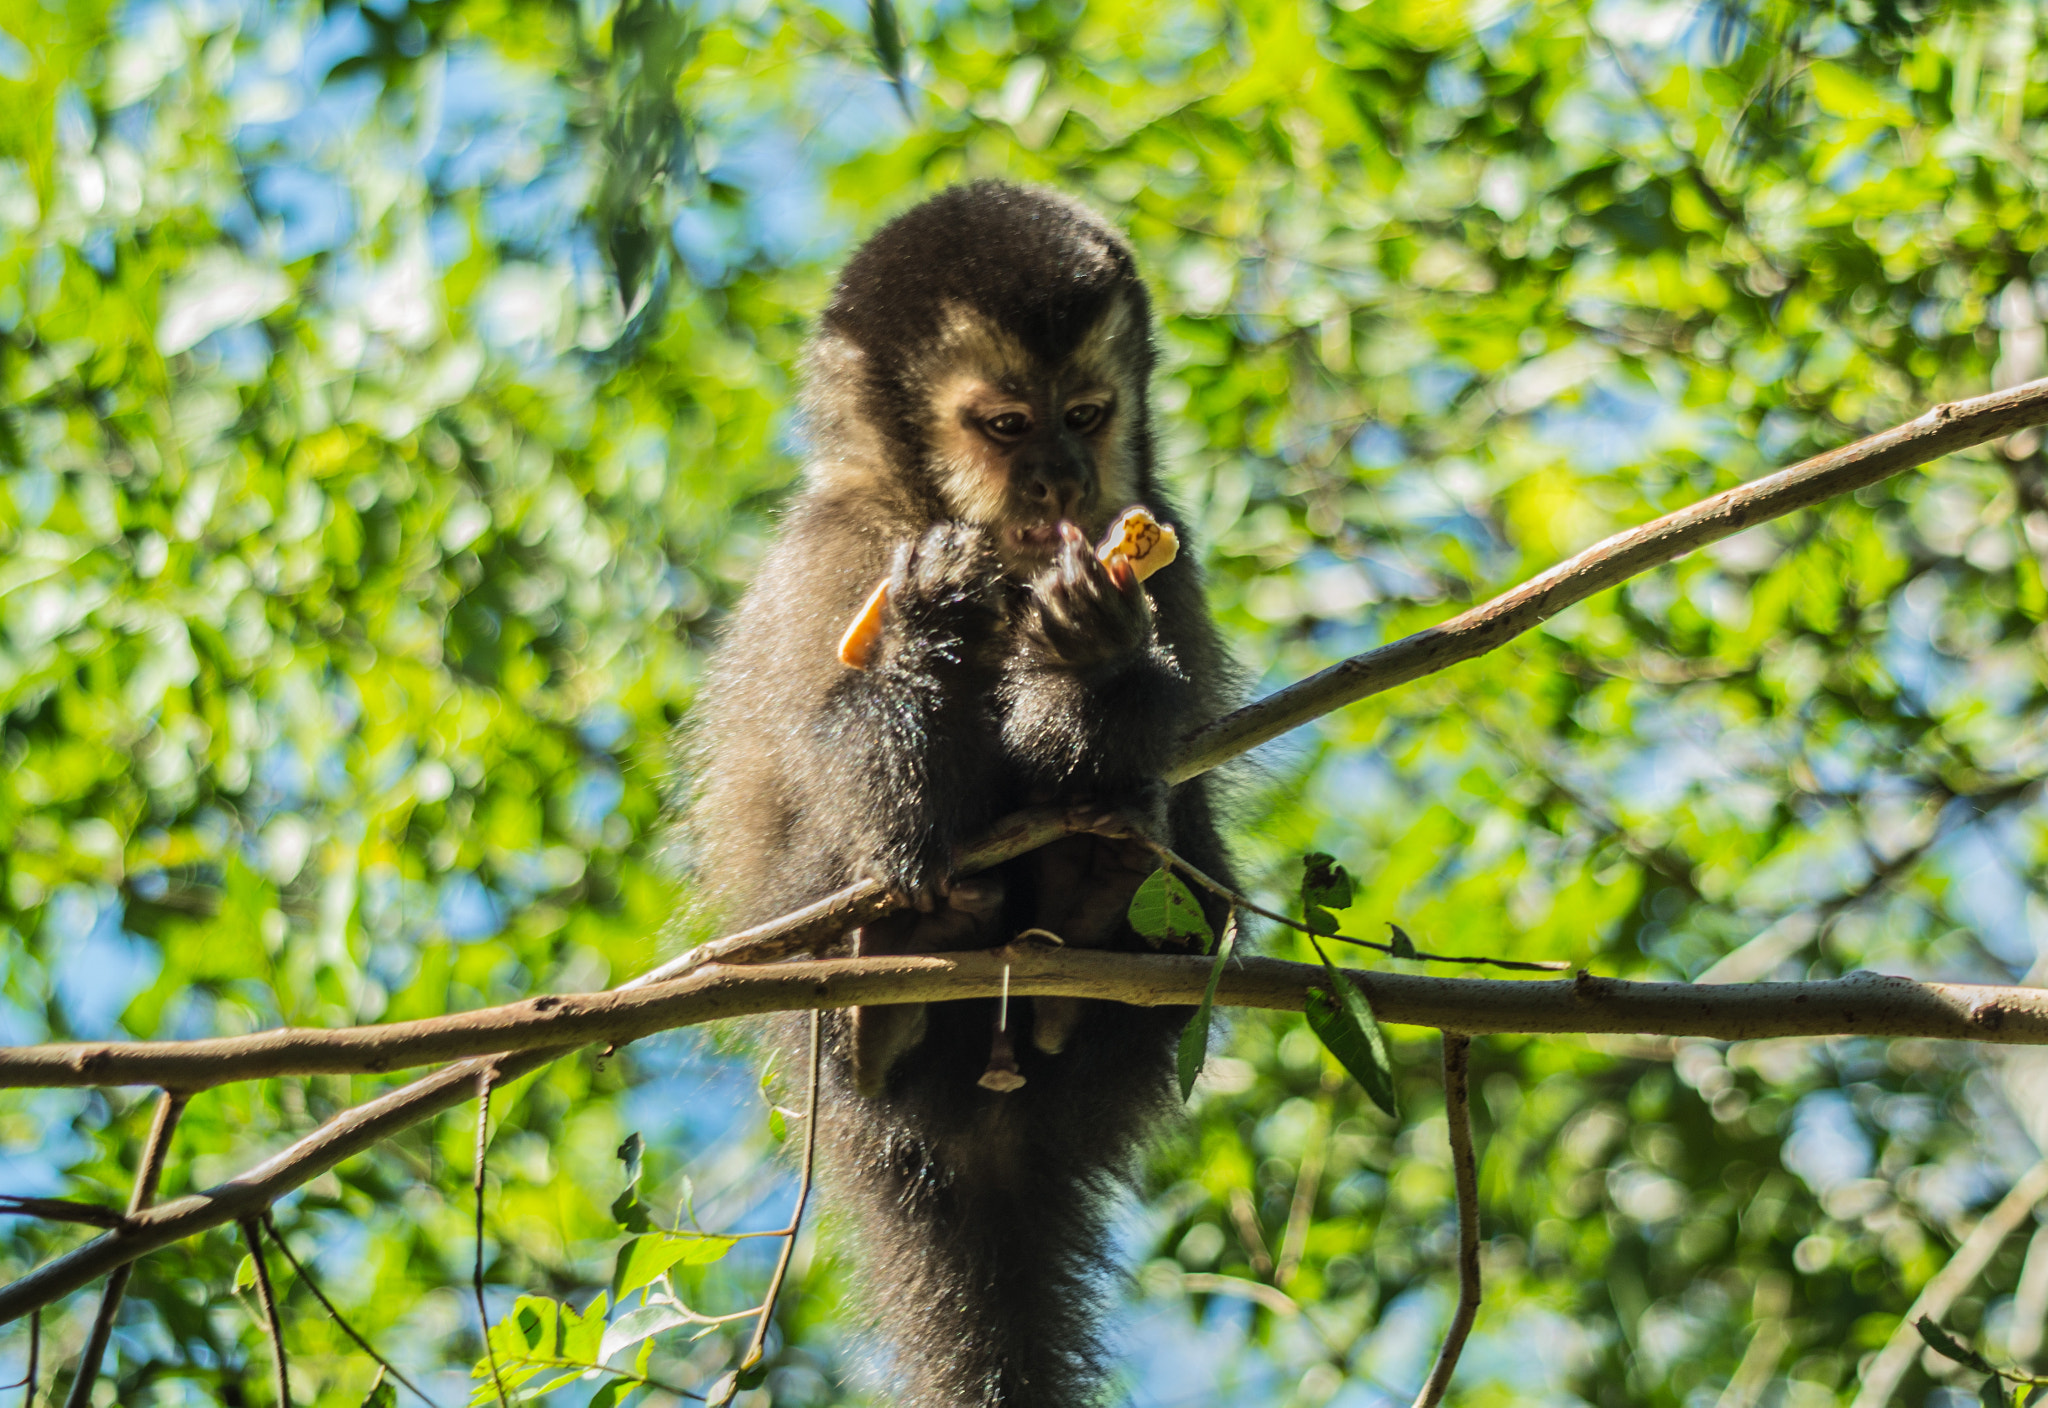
[985,411,1032,440]
[1064,403,1106,433]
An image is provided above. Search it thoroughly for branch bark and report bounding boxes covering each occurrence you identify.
[4,955,2047,1092]
[1167,375,2048,782]
[5,957,2048,1324]
[61,1089,184,1408]
[1410,1033,1479,1408]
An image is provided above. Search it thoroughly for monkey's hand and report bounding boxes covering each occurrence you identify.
[1022,521,1153,671]
[876,522,1008,672]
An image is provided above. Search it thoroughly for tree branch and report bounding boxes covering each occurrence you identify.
[240,1218,291,1408]
[4,953,2046,1093]
[472,1071,510,1408]
[1167,375,2048,782]
[61,1089,184,1408]
[1410,1033,1479,1408]
[5,956,2048,1325]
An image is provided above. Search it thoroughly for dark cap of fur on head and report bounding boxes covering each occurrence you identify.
[823,181,1151,371]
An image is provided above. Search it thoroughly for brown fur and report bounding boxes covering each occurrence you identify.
[687,182,1238,1407]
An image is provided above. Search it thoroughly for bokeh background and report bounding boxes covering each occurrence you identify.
[6,0,2048,1403]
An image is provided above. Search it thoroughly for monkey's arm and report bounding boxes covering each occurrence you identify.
[999,523,1196,798]
[786,518,1012,903]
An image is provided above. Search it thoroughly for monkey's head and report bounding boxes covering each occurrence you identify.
[804,182,1158,573]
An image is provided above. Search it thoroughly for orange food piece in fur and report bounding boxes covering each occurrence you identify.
[836,578,892,669]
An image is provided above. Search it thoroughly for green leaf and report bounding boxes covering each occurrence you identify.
[1128,868,1213,950]
[361,1373,398,1408]
[612,1186,654,1234]
[868,0,911,112]
[736,1362,769,1389]
[588,1382,627,1408]
[1300,853,1353,936]
[562,1291,608,1362]
[612,1139,653,1231]
[616,1132,644,1188]
[600,1301,691,1361]
[1983,1375,2014,1408]
[768,1106,788,1142]
[611,1232,738,1302]
[233,1254,257,1292]
[1386,923,1417,960]
[1916,1317,1993,1374]
[1303,942,1398,1118]
[1176,915,1239,1101]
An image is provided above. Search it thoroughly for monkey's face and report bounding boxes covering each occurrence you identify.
[919,300,1146,575]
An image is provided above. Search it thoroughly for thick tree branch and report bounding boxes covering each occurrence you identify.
[6,959,2046,1323]
[1167,375,2048,782]
[3,955,2046,1094]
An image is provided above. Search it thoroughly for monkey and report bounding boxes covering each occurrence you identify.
[687,181,1237,1408]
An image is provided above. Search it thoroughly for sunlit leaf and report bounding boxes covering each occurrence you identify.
[610,1232,738,1302]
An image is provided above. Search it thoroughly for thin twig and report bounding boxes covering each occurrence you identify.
[1,1311,35,1399]
[259,1215,440,1407]
[718,1010,823,1406]
[1132,836,1568,972]
[240,1219,290,1408]
[472,1070,510,1408]
[0,1199,124,1228]
[1411,1033,1480,1408]
[1851,1158,2048,1408]
[63,1089,186,1408]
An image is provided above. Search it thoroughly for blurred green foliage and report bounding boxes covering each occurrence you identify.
[6,0,2048,1403]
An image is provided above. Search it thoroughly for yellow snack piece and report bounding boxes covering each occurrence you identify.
[1099,507,1179,581]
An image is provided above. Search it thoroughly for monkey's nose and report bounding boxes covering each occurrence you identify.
[1025,475,1087,520]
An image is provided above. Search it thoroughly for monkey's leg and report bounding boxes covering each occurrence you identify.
[851,877,1007,1098]
[1030,996,1086,1055]
[849,913,928,1099]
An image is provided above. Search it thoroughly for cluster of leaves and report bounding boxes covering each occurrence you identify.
[5,0,2048,1403]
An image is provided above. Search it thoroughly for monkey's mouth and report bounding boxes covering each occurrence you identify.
[1008,522,1066,557]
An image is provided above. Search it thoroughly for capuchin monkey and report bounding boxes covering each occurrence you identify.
[688,182,1236,1408]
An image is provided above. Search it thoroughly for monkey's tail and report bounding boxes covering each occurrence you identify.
[815,998,1183,1408]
